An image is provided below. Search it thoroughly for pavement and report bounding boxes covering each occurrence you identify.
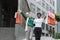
[22,36,60,40]
[22,36,55,40]
[0,27,60,40]
[0,27,15,40]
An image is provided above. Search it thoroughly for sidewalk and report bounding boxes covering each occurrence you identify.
[23,36,52,40]
[23,36,60,40]
[0,27,15,40]
[0,27,60,40]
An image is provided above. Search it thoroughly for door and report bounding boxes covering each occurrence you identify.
[1,0,18,27]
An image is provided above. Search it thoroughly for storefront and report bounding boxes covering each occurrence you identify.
[0,0,30,27]
[0,0,17,27]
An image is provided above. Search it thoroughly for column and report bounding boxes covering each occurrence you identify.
[18,0,21,12]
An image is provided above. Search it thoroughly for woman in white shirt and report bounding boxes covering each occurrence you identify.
[34,13,46,40]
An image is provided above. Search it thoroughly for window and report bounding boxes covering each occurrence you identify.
[48,26,53,34]
[50,0,52,4]
[51,9,53,13]
[46,24,48,30]
[50,7,52,11]
[37,7,41,12]
[53,10,55,13]
[42,3,45,8]
[36,0,41,1]
[52,9,55,13]
[50,7,54,13]
[46,0,50,2]
[46,3,49,11]
[50,0,55,6]
[50,0,53,4]
[53,28,55,34]
[50,26,53,31]
[42,11,45,17]
[36,0,41,5]
[53,1,55,6]
[42,11,45,15]
[30,3,35,13]
[42,0,45,8]
[42,23,45,29]
[41,0,45,2]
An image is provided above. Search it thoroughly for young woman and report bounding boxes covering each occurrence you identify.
[14,11,22,40]
[21,12,34,40]
[34,13,46,40]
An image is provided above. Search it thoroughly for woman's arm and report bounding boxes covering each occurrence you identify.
[21,12,27,20]
[44,16,46,20]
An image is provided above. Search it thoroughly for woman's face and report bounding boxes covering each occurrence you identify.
[26,13,30,17]
[37,14,41,18]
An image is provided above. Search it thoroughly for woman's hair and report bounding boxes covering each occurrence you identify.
[37,12,41,16]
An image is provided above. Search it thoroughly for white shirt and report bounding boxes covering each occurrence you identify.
[34,18,44,28]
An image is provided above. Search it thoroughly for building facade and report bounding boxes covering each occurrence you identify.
[55,0,60,33]
[27,0,57,36]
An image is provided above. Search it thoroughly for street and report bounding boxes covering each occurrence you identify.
[0,27,60,40]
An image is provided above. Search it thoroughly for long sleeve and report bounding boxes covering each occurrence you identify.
[21,12,27,20]
[34,19,35,24]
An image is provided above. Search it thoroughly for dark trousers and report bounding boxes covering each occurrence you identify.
[34,27,42,40]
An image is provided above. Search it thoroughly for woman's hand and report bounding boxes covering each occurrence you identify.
[44,16,46,20]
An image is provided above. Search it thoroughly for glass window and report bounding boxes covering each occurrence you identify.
[42,22,45,29]
[53,1,55,6]
[36,0,41,5]
[52,9,55,13]
[42,11,45,15]
[46,0,50,2]
[42,11,45,17]
[36,0,41,1]
[51,9,53,13]
[46,24,48,30]
[42,2,44,6]
[30,3,35,13]
[50,0,53,4]
[53,10,55,13]
[50,7,54,13]
[53,28,55,34]
[42,0,45,8]
[37,7,41,12]
[50,7,52,11]
[50,26,52,31]
[46,3,49,11]
[42,0,45,2]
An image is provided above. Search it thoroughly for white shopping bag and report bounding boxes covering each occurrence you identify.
[25,18,29,32]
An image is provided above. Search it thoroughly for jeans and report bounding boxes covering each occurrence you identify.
[34,27,42,40]
[15,24,24,40]
[26,26,33,40]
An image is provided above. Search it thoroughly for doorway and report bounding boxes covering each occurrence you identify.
[1,0,18,27]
